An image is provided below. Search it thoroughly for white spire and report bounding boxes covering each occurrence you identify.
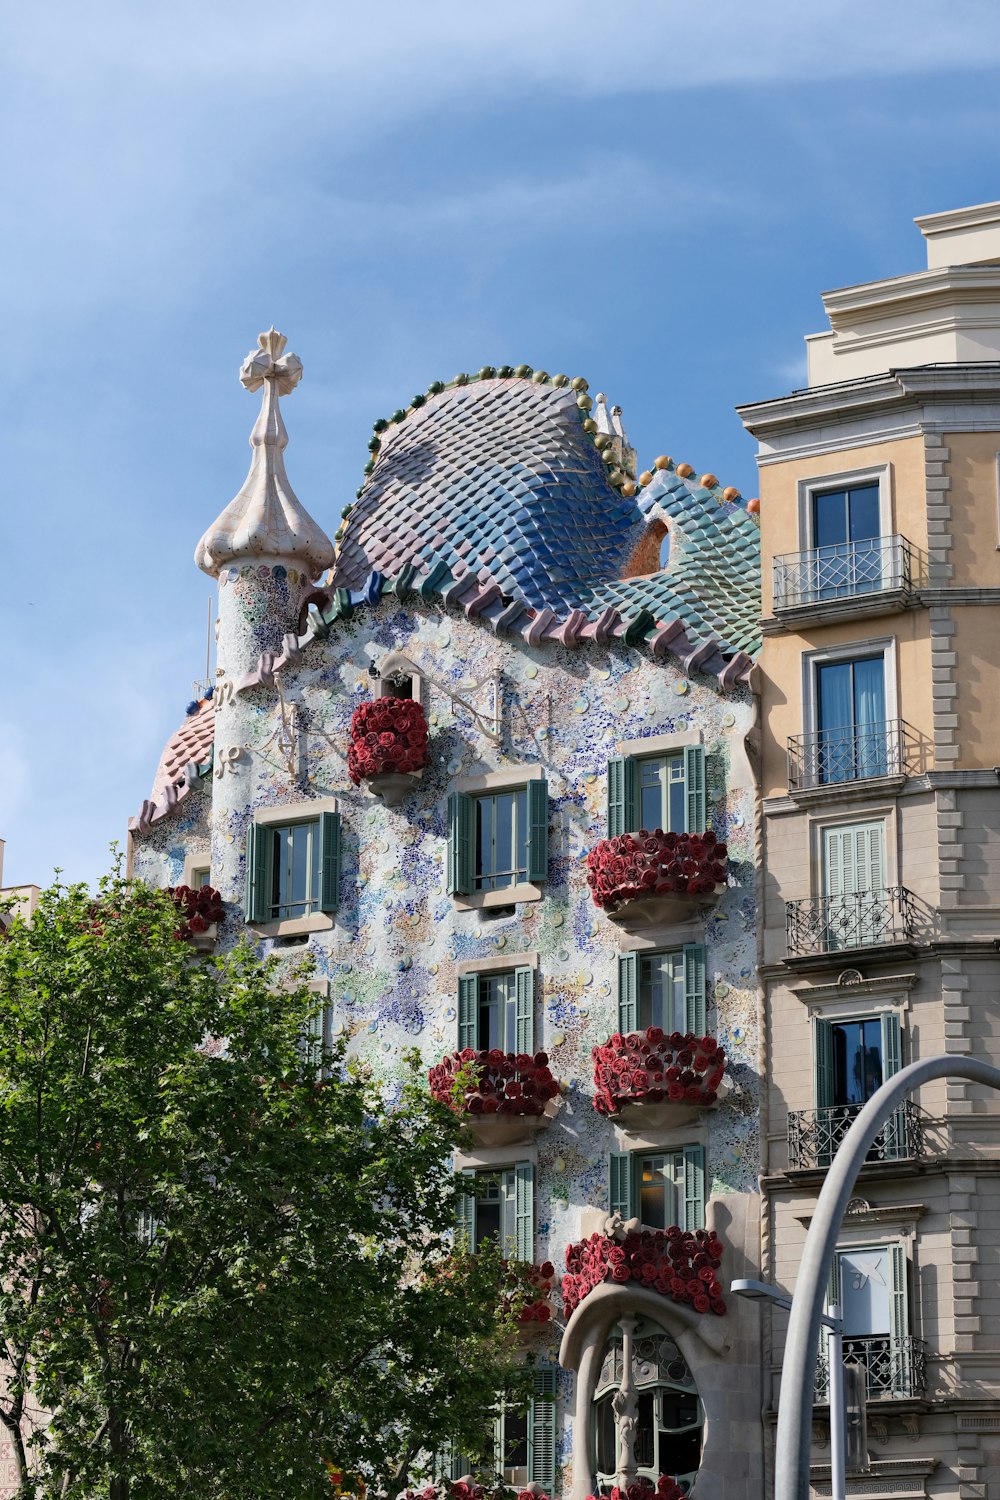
[195,329,335,578]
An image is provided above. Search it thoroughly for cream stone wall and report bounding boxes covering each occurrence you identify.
[942,432,1000,588]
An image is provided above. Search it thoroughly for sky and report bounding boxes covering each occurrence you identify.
[4,0,1000,888]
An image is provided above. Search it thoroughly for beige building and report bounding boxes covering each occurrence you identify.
[739,202,1000,1500]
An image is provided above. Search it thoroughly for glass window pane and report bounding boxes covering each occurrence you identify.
[494,793,514,885]
[832,1019,883,1106]
[475,797,494,888]
[640,1154,677,1230]
[635,1391,656,1468]
[476,1177,502,1247]
[479,976,500,1050]
[502,1407,528,1473]
[838,1248,891,1336]
[640,952,684,1031]
[813,488,848,550]
[640,758,664,831]
[847,485,880,544]
[667,757,685,834]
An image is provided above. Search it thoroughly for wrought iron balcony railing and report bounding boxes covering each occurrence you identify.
[786,887,918,957]
[815,1333,927,1400]
[773,534,923,611]
[787,719,919,789]
[787,1099,923,1170]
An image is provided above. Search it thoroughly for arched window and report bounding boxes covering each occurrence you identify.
[592,1322,703,1492]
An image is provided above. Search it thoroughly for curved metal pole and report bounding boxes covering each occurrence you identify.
[775,1053,1000,1500]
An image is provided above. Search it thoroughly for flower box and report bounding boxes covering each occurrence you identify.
[586,1478,685,1500]
[502,1259,557,1331]
[428,1049,561,1148]
[563,1226,725,1319]
[585,830,728,928]
[168,885,225,949]
[348,695,430,802]
[592,1029,725,1127]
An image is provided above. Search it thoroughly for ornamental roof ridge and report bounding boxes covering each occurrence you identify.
[195,329,335,578]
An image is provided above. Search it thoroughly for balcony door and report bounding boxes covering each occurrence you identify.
[812,483,882,599]
[816,655,887,782]
[821,820,885,949]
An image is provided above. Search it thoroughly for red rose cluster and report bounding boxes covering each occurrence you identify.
[167,885,225,940]
[347,695,430,784]
[586,1479,685,1500]
[585,830,728,911]
[592,1028,726,1117]
[428,1049,560,1117]
[512,1260,556,1325]
[562,1227,726,1318]
[448,1486,550,1500]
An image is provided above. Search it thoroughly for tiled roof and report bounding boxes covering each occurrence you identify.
[332,374,646,614]
[134,698,215,832]
[332,370,760,659]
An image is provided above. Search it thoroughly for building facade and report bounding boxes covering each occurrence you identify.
[129,337,765,1498]
[740,201,1000,1500]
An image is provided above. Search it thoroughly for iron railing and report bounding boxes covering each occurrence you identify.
[773,535,922,611]
[815,1333,927,1400]
[787,1099,923,1169]
[786,887,918,957]
[787,719,918,789]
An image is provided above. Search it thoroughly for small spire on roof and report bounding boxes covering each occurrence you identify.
[593,393,637,480]
[195,329,335,578]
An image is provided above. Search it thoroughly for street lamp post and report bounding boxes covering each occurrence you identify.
[732,1280,846,1500]
[774,1054,1000,1500]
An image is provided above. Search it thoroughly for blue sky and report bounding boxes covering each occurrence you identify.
[4,0,1000,887]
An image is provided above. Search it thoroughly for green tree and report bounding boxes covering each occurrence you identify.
[0,868,533,1499]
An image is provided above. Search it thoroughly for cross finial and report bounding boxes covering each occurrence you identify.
[240,327,303,398]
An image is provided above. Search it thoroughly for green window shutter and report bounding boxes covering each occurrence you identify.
[607,755,638,837]
[889,1243,909,1394]
[681,1144,705,1231]
[682,944,707,1034]
[455,1168,476,1253]
[881,1011,904,1159]
[881,1012,902,1077]
[526,779,549,884]
[610,1152,635,1220]
[448,791,473,896]
[829,1252,843,1307]
[458,974,478,1051]
[514,1162,534,1262]
[618,952,638,1034]
[528,1365,557,1489]
[683,745,706,833]
[515,967,534,1052]
[244,823,271,922]
[449,1446,471,1483]
[319,811,341,912]
[815,1020,835,1109]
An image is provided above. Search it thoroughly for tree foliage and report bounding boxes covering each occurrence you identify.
[0,869,532,1498]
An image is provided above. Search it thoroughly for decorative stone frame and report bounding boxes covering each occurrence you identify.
[247,796,339,938]
[376,650,426,708]
[559,1283,729,1500]
[452,764,546,912]
[181,850,213,889]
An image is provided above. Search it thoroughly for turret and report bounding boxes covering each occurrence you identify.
[197,329,334,908]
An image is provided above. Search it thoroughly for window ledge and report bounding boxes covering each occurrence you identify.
[454,882,543,911]
[249,912,335,938]
[785,773,908,808]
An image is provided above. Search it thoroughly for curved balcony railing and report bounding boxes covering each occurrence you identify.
[815,1333,927,1400]
[786,887,918,957]
[773,534,924,611]
[787,719,919,790]
[787,1099,922,1169]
